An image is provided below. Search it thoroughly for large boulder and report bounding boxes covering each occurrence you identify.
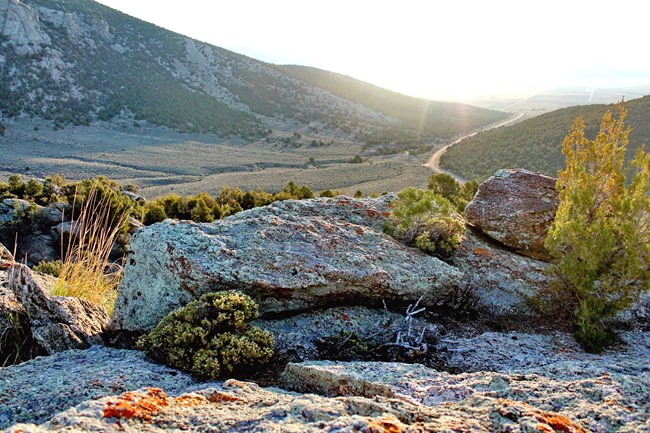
[111,196,468,332]
[464,169,559,261]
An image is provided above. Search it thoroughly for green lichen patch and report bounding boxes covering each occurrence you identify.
[136,291,274,380]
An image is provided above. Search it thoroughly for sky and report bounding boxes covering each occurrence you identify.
[95,0,650,101]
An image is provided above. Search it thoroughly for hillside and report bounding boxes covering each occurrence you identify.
[275,65,506,148]
[440,95,650,181]
[0,0,506,148]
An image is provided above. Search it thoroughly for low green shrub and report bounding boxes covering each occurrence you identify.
[385,188,465,258]
[33,260,63,277]
[137,291,274,380]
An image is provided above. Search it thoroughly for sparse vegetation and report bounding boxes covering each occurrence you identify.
[384,188,465,259]
[542,103,650,353]
[427,173,479,211]
[33,260,63,277]
[53,186,131,313]
[442,95,650,181]
[137,291,274,380]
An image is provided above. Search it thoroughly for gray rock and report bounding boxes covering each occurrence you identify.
[280,331,650,432]
[465,169,558,261]
[0,199,31,225]
[39,205,64,225]
[7,264,108,354]
[20,233,58,265]
[7,337,648,433]
[0,346,195,429]
[0,0,51,55]
[126,216,143,235]
[452,227,549,317]
[111,196,467,332]
[256,305,438,362]
[121,191,145,203]
[0,243,13,266]
[0,283,39,366]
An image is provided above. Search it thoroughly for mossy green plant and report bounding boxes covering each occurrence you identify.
[384,188,465,259]
[136,291,274,380]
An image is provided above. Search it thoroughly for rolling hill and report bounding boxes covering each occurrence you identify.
[0,0,506,148]
[440,96,650,181]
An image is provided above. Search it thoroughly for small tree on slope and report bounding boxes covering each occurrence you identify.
[544,103,650,352]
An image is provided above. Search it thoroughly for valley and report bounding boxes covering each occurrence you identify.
[0,117,434,197]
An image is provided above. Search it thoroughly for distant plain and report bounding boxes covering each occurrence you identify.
[0,117,433,198]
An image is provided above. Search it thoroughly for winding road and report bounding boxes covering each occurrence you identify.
[423,112,525,183]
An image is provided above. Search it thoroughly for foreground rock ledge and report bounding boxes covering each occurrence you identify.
[111,196,468,332]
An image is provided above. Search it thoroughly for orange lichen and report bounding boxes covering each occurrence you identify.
[497,399,586,433]
[103,388,169,422]
[474,247,494,258]
[175,395,209,407]
[356,227,365,235]
[365,415,405,433]
[204,391,243,404]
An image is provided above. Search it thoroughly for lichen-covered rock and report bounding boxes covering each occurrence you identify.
[6,263,108,354]
[452,227,549,317]
[3,331,648,433]
[255,305,439,362]
[0,346,195,429]
[464,169,558,261]
[111,196,468,332]
[281,332,650,432]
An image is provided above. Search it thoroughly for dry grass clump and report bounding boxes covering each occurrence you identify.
[53,187,130,313]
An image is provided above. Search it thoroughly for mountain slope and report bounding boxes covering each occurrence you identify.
[0,0,506,146]
[275,65,506,144]
[440,96,650,180]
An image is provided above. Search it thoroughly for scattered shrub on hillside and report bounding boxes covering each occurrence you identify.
[137,291,274,380]
[428,173,459,197]
[33,260,63,277]
[384,188,465,259]
[190,198,214,222]
[7,175,24,197]
[143,204,167,226]
[543,103,650,353]
[349,155,363,163]
[24,179,42,198]
[427,174,479,212]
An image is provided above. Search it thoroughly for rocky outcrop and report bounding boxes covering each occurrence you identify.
[452,227,549,317]
[0,346,195,429]
[0,199,65,265]
[3,262,108,356]
[111,196,468,332]
[464,169,558,261]
[0,0,51,55]
[4,330,648,432]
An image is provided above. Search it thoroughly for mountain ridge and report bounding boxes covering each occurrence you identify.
[0,0,507,147]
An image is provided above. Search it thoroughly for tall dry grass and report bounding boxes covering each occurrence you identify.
[53,187,131,314]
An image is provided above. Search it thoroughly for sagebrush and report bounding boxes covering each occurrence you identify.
[137,291,274,380]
